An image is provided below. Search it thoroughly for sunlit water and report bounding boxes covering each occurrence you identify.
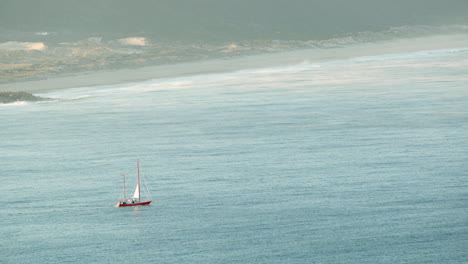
[1,48,468,263]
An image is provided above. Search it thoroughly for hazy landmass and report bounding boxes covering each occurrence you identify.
[1,0,467,89]
[2,26,468,86]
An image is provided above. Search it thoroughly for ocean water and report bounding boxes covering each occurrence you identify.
[1,48,468,263]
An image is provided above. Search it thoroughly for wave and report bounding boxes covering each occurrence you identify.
[0,101,30,106]
[56,95,93,101]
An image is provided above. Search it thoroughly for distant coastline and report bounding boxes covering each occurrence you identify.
[1,34,467,94]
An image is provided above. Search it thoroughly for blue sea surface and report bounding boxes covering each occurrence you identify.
[1,48,468,263]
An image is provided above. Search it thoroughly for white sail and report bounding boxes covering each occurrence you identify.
[117,160,152,207]
[132,184,140,200]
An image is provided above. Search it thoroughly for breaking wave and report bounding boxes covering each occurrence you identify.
[0,101,30,106]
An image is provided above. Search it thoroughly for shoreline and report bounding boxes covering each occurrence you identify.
[1,34,467,94]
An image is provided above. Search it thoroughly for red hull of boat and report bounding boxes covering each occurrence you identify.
[118,200,152,207]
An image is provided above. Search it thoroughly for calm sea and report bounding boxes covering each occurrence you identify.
[1,48,467,263]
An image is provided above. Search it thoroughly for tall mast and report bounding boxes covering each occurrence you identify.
[137,159,141,202]
[122,174,126,200]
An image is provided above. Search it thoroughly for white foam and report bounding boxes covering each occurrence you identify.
[0,101,30,107]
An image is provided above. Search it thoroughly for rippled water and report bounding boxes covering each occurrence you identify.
[1,48,467,263]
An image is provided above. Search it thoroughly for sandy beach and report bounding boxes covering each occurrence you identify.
[1,34,467,94]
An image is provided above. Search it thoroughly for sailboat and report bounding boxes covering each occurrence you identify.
[117,160,152,207]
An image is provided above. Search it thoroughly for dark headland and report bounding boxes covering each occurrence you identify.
[0,91,50,104]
